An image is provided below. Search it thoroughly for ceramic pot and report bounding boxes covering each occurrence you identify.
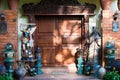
[118,0,120,10]
[100,0,112,10]
[0,64,6,75]
[98,67,106,79]
[15,65,26,79]
[7,0,19,11]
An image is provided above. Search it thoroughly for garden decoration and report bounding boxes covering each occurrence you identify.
[111,60,120,73]
[98,66,106,79]
[83,64,91,76]
[75,48,83,70]
[88,27,101,77]
[28,67,37,76]
[3,43,15,80]
[77,58,83,74]
[112,11,119,32]
[93,64,101,77]
[20,23,36,61]
[0,64,6,75]
[35,46,43,75]
[20,23,37,76]
[15,64,26,80]
[88,27,101,71]
[105,41,116,71]
[77,57,83,75]
[0,11,7,35]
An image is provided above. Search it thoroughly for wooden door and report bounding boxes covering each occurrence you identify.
[35,16,82,67]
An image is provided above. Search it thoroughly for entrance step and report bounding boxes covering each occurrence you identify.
[23,67,100,80]
[42,67,69,74]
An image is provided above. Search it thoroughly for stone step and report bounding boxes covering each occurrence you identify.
[23,67,100,80]
[42,67,69,74]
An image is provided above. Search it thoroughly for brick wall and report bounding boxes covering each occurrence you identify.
[102,10,120,61]
[0,10,18,67]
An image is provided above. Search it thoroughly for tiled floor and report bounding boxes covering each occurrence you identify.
[23,67,100,80]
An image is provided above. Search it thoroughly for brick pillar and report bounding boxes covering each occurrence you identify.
[0,10,18,68]
[102,10,120,66]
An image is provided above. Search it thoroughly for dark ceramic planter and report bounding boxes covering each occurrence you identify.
[7,0,19,11]
[15,65,26,80]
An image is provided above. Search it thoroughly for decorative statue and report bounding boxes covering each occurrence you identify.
[35,46,43,74]
[2,43,15,80]
[88,27,101,65]
[88,27,101,77]
[75,48,82,70]
[77,57,83,75]
[105,41,116,70]
[20,23,36,61]
[75,48,83,75]
[20,23,37,76]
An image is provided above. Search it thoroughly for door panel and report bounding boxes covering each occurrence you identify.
[62,35,81,44]
[38,34,54,44]
[38,19,54,33]
[41,46,55,66]
[35,16,82,67]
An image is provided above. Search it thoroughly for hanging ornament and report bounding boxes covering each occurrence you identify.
[112,11,119,32]
[0,12,7,35]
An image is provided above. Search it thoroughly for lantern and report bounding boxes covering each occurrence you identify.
[35,46,43,74]
[3,43,15,79]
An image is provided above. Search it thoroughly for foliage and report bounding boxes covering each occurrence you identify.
[0,73,13,80]
[103,68,120,80]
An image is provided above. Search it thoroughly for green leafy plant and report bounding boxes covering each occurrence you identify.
[103,68,120,80]
[0,73,13,80]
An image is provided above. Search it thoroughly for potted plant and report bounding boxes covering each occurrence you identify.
[103,68,120,80]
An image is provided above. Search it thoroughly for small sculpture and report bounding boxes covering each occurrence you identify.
[105,41,116,70]
[83,65,91,76]
[77,57,83,75]
[75,48,82,70]
[3,43,15,80]
[35,46,43,74]
[20,24,36,61]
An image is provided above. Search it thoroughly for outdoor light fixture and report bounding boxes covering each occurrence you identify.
[0,12,8,35]
[112,11,119,32]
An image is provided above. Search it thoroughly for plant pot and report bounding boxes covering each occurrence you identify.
[7,0,19,11]
[100,0,112,10]
[15,65,26,79]
[98,67,106,79]
[118,0,120,10]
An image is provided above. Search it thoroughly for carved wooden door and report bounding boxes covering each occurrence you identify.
[35,16,82,67]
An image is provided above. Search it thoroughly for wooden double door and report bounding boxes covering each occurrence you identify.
[35,16,84,67]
